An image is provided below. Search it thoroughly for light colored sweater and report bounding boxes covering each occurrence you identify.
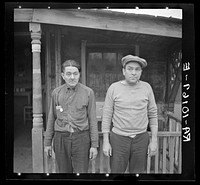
[102,80,158,137]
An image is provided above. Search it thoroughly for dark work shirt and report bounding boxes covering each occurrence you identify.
[44,82,99,148]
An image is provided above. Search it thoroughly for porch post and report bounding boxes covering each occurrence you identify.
[81,40,87,85]
[29,23,44,173]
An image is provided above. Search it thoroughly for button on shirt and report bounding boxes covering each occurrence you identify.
[44,83,99,148]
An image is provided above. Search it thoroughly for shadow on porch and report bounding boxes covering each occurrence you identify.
[14,119,32,173]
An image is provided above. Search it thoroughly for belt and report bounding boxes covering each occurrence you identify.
[56,120,88,133]
[55,129,89,134]
[56,120,76,131]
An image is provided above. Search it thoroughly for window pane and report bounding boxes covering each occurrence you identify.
[87,52,124,101]
[87,52,105,101]
[103,53,116,71]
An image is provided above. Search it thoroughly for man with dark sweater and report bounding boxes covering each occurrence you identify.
[102,55,158,173]
[44,60,98,173]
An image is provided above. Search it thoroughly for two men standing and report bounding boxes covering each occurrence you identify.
[44,55,158,173]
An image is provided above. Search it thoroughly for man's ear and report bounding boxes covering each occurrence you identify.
[122,67,125,76]
[61,73,64,80]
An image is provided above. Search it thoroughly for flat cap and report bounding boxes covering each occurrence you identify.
[121,55,147,68]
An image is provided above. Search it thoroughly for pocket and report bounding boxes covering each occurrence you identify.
[56,109,63,119]
[76,100,87,113]
[76,100,87,111]
[81,131,90,145]
[76,104,86,111]
[74,104,87,120]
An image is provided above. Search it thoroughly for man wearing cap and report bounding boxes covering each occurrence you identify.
[44,60,98,173]
[102,55,158,173]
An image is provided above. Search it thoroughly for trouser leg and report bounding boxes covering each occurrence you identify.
[110,131,131,173]
[129,132,149,173]
[53,132,73,173]
[71,130,90,173]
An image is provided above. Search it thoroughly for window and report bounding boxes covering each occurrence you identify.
[87,48,132,101]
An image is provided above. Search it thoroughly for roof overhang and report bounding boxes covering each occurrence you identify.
[14,9,182,38]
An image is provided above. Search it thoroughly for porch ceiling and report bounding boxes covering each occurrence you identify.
[102,30,179,47]
[14,9,182,38]
[57,24,180,48]
[14,22,180,49]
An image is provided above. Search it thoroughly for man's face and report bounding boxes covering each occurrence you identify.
[61,66,80,88]
[122,62,142,85]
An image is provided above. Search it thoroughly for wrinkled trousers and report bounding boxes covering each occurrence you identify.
[53,130,90,173]
[110,131,149,173]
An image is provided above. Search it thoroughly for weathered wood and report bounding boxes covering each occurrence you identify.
[81,40,87,85]
[162,137,167,173]
[96,102,104,122]
[150,131,181,137]
[169,117,172,132]
[45,30,51,123]
[14,9,182,38]
[178,136,182,173]
[135,45,140,56]
[175,122,180,166]
[167,111,182,124]
[167,112,182,174]
[86,43,137,48]
[99,137,104,173]
[107,156,111,173]
[169,117,177,132]
[14,8,33,22]
[55,28,62,87]
[44,152,48,173]
[32,126,44,173]
[23,105,32,125]
[29,22,44,173]
[155,139,159,173]
[147,155,151,173]
[32,53,43,114]
[169,136,175,173]
[91,159,96,173]
[169,63,182,99]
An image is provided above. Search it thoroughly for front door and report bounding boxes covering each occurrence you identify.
[86,47,135,102]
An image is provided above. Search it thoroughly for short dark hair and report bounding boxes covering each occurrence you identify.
[62,60,81,72]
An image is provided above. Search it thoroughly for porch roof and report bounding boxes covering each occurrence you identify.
[14,9,182,38]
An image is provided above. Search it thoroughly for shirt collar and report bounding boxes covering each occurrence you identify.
[120,80,140,87]
[65,82,79,92]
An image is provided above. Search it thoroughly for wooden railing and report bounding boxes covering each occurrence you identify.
[44,105,182,174]
[146,131,181,173]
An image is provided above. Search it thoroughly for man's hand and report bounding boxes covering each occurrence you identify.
[89,147,98,160]
[44,146,52,157]
[147,140,158,157]
[103,141,112,157]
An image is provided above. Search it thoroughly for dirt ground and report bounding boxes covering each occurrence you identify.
[13,121,99,173]
[13,119,105,173]
[14,120,32,173]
